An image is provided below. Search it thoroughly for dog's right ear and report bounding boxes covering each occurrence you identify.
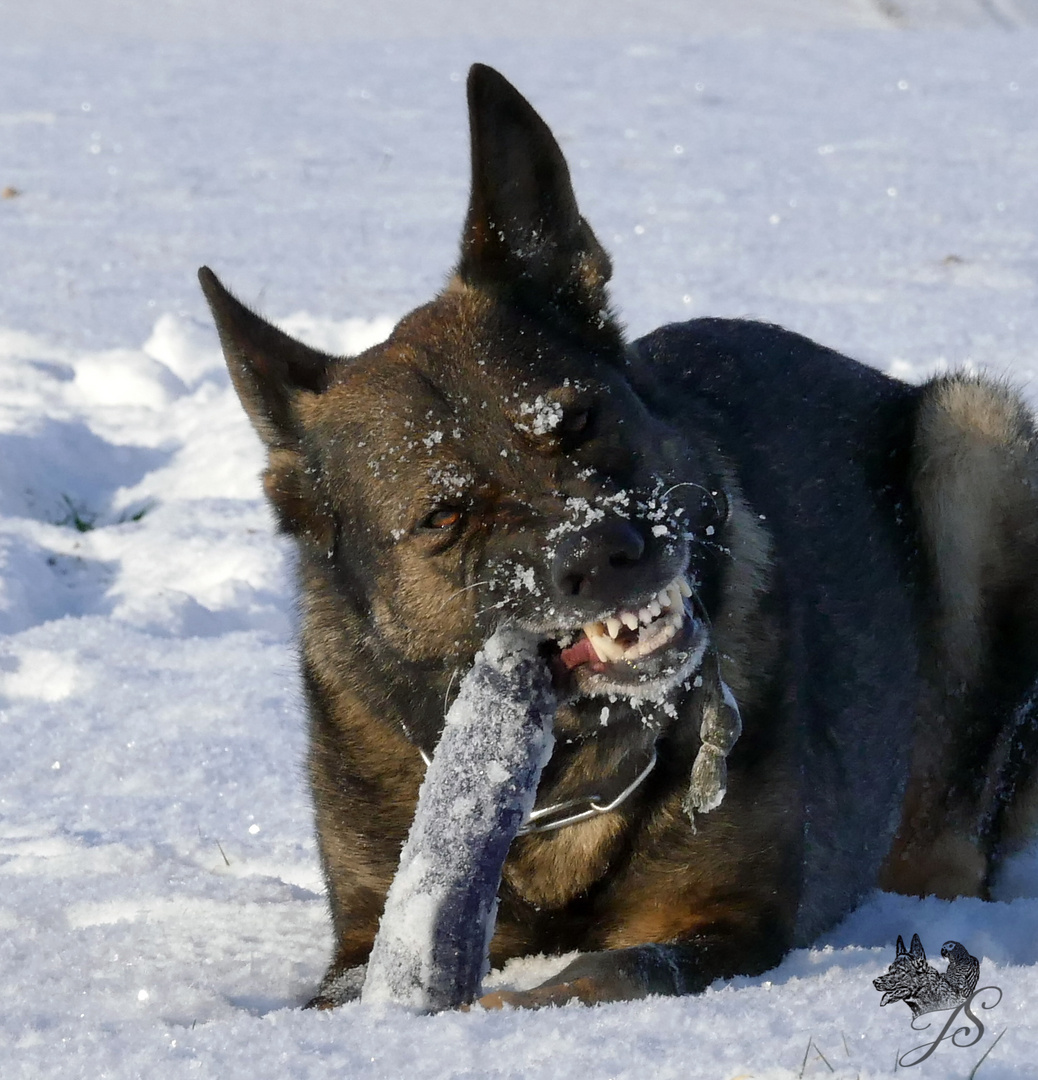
[908,934,926,961]
[458,65,617,343]
[198,266,333,451]
[895,935,907,957]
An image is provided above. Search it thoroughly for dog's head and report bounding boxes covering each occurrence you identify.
[201,65,731,738]
[873,934,928,1005]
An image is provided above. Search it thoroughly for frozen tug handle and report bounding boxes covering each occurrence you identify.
[361,625,556,1011]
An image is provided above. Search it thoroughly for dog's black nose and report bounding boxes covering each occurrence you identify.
[552,519,646,602]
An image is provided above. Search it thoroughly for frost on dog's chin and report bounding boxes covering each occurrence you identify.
[361,624,556,1012]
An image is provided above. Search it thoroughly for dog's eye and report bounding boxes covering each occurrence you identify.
[421,508,464,531]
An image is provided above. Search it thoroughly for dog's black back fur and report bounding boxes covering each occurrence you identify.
[633,320,925,940]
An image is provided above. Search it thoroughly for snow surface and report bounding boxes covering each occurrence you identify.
[3,2,1038,1076]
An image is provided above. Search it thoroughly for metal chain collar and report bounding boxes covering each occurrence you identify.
[417,742,659,835]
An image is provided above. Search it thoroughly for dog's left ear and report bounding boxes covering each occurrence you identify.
[458,65,616,339]
[198,267,333,451]
[199,267,337,541]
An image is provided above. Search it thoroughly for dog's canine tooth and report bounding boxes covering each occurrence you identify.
[621,611,639,631]
[594,633,626,662]
[605,617,622,639]
[678,577,693,598]
[667,583,683,610]
[587,633,610,663]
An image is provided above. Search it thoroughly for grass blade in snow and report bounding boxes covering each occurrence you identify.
[361,626,556,1011]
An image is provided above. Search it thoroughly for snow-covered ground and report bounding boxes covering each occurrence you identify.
[3,3,1038,1076]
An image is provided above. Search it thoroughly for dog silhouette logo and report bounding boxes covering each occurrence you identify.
[873,934,1003,1068]
[873,934,979,1017]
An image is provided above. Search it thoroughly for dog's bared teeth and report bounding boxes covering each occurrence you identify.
[626,619,680,660]
[573,576,693,668]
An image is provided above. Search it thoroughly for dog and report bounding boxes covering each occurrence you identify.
[199,63,1038,1010]
[873,935,980,1017]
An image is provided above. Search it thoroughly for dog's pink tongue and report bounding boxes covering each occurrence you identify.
[558,634,598,671]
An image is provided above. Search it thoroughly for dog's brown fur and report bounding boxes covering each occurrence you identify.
[881,376,1038,898]
[200,65,1038,1009]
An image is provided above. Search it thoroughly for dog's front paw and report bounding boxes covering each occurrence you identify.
[475,976,601,1010]
[475,946,686,1010]
[305,963,367,1009]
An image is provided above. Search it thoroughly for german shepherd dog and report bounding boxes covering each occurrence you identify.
[199,64,1038,1009]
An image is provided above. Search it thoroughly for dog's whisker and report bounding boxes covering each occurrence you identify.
[659,481,727,520]
[474,598,512,619]
[441,579,495,609]
[442,666,460,719]
[659,481,713,500]
[689,538,731,556]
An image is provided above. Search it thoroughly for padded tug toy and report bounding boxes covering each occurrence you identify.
[361,626,556,1011]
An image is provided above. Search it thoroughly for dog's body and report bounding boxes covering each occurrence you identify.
[200,65,1038,1009]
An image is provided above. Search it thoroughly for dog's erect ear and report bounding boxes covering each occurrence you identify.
[199,267,336,543]
[198,267,334,449]
[458,65,614,333]
[908,934,926,961]
[895,935,907,957]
